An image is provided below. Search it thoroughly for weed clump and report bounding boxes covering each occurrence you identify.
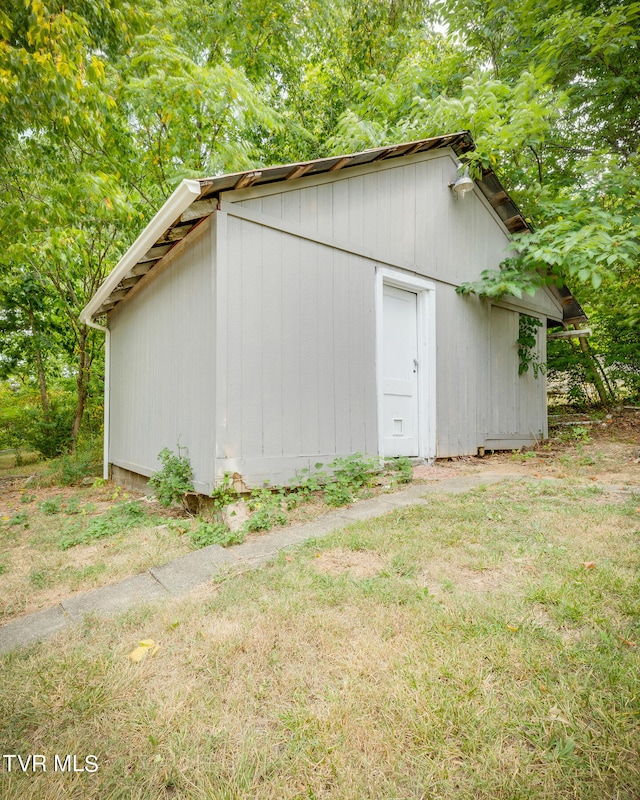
[59,501,150,549]
[189,521,245,548]
[149,446,194,507]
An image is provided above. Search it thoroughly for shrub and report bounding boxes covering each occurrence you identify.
[41,445,101,486]
[0,384,73,457]
[149,446,194,507]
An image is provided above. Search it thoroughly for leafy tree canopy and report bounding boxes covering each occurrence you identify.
[1,0,639,456]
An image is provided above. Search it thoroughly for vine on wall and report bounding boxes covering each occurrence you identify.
[518,315,546,378]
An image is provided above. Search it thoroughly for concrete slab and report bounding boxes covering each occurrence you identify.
[282,512,355,539]
[0,605,71,654]
[150,544,238,595]
[264,525,315,548]
[228,532,284,565]
[62,573,169,619]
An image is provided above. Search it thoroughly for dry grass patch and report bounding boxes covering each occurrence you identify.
[313,547,386,578]
[418,557,523,599]
[1,479,639,799]
[0,485,193,620]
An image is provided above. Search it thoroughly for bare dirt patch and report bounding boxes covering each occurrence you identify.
[528,602,584,643]
[313,548,386,578]
[422,408,639,487]
[418,556,524,599]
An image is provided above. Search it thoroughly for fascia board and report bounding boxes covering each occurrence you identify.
[79,179,202,324]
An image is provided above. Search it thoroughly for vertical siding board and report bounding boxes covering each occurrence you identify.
[375,169,391,256]
[225,216,244,459]
[414,161,428,269]
[316,248,337,455]
[347,254,366,452]
[362,172,378,251]
[316,182,334,239]
[465,297,485,453]
[215,211,229,462]
[299,185,318,232]
[401,165,416,265]
[359,256,377,454]
[261,225,284,457]
[509,312,519,433]
[240,223,264,457]
[332,250,353,453]
[539,332,549,439]
[332,180,349,241]
[363,269,378,455]
[415,160,440,276]
[347,176,364,248]
[299,239,321,455]
[260,192,282,219]
[459,295,471,453]
[282,188,302,228]
[280,235,302,456]
[476,296,490,445]
[434,289,451,455]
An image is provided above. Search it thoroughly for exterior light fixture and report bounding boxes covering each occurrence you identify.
[449,167,474,198]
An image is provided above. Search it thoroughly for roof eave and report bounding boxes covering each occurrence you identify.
[79,179,202,324]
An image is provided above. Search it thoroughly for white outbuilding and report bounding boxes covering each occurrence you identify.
[81,132,586,492]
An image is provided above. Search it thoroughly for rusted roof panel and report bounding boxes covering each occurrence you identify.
[93,132,586,323]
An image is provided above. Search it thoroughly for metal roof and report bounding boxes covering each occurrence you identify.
[81,131,586,323]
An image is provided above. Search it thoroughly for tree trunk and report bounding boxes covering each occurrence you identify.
[69,325,91,453]
[589,344,617,402]
[27,309,50,420]
[574,325,610,405]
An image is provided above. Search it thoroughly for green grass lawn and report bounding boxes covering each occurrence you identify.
[0,484,193,620]
[1,479,639,799]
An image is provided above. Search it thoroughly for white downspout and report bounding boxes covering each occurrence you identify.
[84,319,110,480]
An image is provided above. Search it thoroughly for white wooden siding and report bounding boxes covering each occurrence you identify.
[108,219,216,492]
[107,149,555,492]
[487,305,547,448]
[229,152,562,321]
[215,213,378,486]
[435,287,489,456]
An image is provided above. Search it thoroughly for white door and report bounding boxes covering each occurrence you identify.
[382,284,419,457]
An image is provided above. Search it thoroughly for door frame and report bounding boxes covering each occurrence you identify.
[375,266,436,462]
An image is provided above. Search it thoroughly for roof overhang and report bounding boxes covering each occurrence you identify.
[80,132,587,324]
[80,179,202,324]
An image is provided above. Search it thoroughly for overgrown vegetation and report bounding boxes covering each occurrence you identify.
[172,453,416,548]
[189,520,245,549]
[148,446,194,508]
[58,501,150,550]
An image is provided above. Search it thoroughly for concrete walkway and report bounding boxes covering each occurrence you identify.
[0,474,516,655]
